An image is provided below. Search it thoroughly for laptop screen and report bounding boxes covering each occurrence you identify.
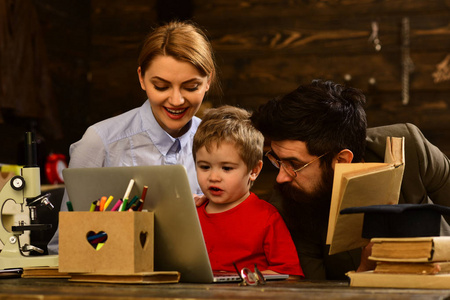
[63,165,215,283]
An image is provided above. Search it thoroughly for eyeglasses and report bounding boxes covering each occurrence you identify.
[265,150,329,178]
[233,262,266,286]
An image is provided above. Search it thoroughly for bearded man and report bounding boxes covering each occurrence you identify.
[251,80,450,280]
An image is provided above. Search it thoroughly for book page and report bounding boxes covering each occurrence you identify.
[69,271,180,284]
[371,237,450,262]
[326,163,389,245]
[384,137,405,166]
[432,237,450,261]
[329,165,404,254]
[347,271,450,289]
[326,136,405,254]
[22,267,70,278]
[374,261,450,275]
[371,240,433,260]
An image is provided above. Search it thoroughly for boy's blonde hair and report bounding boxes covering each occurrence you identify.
[193,105,264,171]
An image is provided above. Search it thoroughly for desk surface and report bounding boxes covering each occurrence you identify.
[0,277,449,300]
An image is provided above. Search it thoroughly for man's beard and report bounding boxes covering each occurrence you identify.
[273,164,335,243]
[274,164,334,210]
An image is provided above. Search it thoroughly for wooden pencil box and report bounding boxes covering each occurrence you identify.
[58,211,154,274]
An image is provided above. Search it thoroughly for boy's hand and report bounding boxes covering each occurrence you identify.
[193,194,207,207]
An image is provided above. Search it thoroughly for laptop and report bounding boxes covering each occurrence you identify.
[62,165,289,283]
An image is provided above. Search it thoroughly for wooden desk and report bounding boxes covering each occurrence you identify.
[0,277,449,299]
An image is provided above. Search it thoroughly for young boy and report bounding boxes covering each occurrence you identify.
[193,105,303,277]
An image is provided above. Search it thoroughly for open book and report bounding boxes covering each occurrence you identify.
[326,137,405,255]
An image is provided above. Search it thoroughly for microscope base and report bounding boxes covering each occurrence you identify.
[0,254,58,270]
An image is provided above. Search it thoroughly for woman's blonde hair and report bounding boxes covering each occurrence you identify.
[138,20,218,91]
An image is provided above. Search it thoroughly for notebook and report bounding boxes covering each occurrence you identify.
[62,165,289,283]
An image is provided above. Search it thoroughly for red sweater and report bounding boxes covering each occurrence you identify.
[197,193,303,276]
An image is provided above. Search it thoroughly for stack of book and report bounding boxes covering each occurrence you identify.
[347,236,450,288]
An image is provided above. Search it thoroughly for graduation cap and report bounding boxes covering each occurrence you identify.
[340,204,450,239]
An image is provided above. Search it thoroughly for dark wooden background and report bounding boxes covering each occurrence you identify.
[1,0,449,184]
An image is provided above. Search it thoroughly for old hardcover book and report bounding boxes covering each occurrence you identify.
[369,236,450,262]
[374,261,450,275]
[22,267,71,278]
[326,137,405,255]
[347,271,450,289]
[0,268,22,278]
[69,271,180,284]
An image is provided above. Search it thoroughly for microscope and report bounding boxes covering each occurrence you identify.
[0,132,58,269]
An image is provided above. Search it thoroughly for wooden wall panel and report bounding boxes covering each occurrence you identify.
[28,0,90,159]
[22,0,450,168]
[216,51,450,99]
[194,0,450,17]
[89,0,158,124]
[194,0,450,156]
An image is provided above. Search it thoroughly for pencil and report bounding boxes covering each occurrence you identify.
[137,186,148,211]
[99,196,107,211]
[103,195,114,211]
[111,199,123,211]
[120,199,128,212]
[124,179,135,199]
[134,199,144,211]
[140,186,148,202]
[126,195,139,210]
[95,200,101,211]
[120,179,135,211]
[89,201,97,212]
